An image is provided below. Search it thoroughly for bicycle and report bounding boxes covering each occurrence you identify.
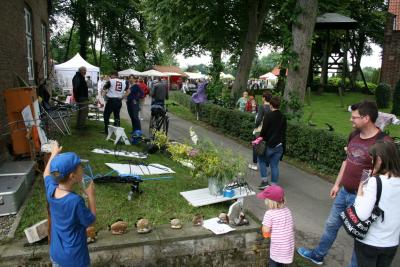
[149,103,169,139]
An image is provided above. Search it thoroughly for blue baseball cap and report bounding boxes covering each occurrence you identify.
[50,152,81,180]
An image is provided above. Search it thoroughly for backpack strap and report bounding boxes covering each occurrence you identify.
[375,131,387,141]
[347,130,360,145]
[374,175,384,222]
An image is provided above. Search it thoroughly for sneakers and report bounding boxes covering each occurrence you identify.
[297,247,323,265]
[258,181,270,190]
[248,163,258,171]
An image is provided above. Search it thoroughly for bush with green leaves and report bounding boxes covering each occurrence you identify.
[170,91,348,175]
[375,83,391,108]
[392,80,400,116]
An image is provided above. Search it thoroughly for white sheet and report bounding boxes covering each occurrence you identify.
[92,148,147,159]
[202,217,236,235]
[105,163,175,175]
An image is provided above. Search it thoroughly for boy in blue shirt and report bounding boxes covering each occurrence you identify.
[44,142,96,267]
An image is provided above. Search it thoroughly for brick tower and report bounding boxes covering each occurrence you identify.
[381,0,400,89]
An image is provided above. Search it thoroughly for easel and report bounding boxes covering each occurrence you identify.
[106,126,130,145]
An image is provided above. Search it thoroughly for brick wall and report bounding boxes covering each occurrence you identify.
[381,13,400,90]
[389,0,400,30]
[0,0,49,160]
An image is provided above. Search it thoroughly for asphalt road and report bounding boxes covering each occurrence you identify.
[120,97,399,267]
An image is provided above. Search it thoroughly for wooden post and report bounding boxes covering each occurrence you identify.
[338,87,344,108]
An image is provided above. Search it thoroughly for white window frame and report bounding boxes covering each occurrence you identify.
[24,7,34,81]
[41,23,48,79]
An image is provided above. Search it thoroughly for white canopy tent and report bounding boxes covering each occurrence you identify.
[259,72,277,80]
[140,69,165,77]
[118,68,143,77]
[163,72,182,76]
[54,53,100,95]
[220,72,235,80]
[184,72,206,79]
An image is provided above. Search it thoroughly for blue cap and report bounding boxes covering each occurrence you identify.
[50,152,81,180]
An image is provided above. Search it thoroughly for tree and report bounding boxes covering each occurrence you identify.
[284,0,318,103]
[231,0,269,97]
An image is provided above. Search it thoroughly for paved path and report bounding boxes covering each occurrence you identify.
[121,98,399,266]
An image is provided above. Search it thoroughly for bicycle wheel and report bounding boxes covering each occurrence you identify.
[163,115,169,136]
[149,115,155,138]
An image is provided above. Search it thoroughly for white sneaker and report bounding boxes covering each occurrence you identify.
[248,164,258,171]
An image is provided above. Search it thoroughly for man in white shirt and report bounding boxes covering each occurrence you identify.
[102,71,129,134]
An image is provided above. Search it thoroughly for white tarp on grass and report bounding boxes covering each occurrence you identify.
[92,148,147,159]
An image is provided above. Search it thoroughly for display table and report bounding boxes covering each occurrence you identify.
[180,187,255,207]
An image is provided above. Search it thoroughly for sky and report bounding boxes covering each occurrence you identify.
[176,43,382,70]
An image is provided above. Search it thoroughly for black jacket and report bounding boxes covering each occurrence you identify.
[260,110,287,150]
[72,72,88,101]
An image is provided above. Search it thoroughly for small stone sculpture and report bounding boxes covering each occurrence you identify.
[234,212,249,226]
[135,218,152,234]
[218,212,229,224]
[109,220,128,235]
[170,218,183,229]
[192,214,204,226]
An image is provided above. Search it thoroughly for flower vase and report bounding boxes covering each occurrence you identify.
[208,177,224,196]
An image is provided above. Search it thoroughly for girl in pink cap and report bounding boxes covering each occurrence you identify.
[257,185,295,267]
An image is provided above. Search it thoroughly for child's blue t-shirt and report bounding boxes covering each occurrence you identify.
[45,176,95,267]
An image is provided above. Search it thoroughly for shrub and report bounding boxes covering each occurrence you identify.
[375,83,391,108]
[392,80,400,116]
[170,91,348,174]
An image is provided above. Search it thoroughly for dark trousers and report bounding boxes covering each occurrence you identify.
[104,98,122,133]
[268,258,285,267]
[76,99,88,129]
[354,240,398,267]
[127,100,141,132]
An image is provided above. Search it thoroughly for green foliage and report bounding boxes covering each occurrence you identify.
[170,91,347,175]
[282,91,304,121]
[250,52,282,78]
[206,80,226,101]
[311,76,377,94]
[363,67,381,84]
[375,83,391,108]
[391,80,400,116]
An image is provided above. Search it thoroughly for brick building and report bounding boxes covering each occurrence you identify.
[0,0,51,160]
[381,0,400,89]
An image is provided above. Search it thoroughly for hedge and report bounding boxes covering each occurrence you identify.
[170,92,347,175]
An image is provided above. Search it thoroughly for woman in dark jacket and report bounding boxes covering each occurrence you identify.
[257,96,287,189]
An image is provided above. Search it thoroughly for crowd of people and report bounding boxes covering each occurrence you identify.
[72,67,168,135]
[48,67,400,267]
[250,97,400,266]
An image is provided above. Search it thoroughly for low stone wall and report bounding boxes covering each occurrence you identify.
[0,215,269,267]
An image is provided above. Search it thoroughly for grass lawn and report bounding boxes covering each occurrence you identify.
[16,118,228,237]
[302,91,400,138]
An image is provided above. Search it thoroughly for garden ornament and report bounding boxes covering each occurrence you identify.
[192,214,204,226]
[86,226,97,243]
[234,212,249,226]
[170,218,183,229]
[109,220,128,235]
[218,212,229,224]
[135,218,152,234]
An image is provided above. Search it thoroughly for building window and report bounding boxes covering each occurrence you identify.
[394,16,397,31]
[24,7,34,81]
[41,23,48,79]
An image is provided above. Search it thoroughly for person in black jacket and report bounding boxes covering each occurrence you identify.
[72,66,88,129]
[257,96,287,189]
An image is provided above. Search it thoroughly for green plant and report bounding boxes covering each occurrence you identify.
[282,91,304,121]
[153,130,169,149]
[375,83,391,108]
[392,80,400,116]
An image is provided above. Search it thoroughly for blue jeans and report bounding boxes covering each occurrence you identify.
[127,100,141,132]
[257,144,283,183]
[314,187,358,267]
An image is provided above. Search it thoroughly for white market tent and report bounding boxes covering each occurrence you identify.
[118,68,143,77]
[140,69,165,77]
[220,72,235,80]
[54,53,100,95]
[184,72,206,79]
[259,72,277,80]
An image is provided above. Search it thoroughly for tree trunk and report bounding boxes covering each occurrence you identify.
[77,0,88,59]
[210,49,222,83]
[99,27,105,68]
[64,19,76,62]
[284,0,318,103]
[318,31,329,95]
[350,32,366,84]
[231,0,268,99]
